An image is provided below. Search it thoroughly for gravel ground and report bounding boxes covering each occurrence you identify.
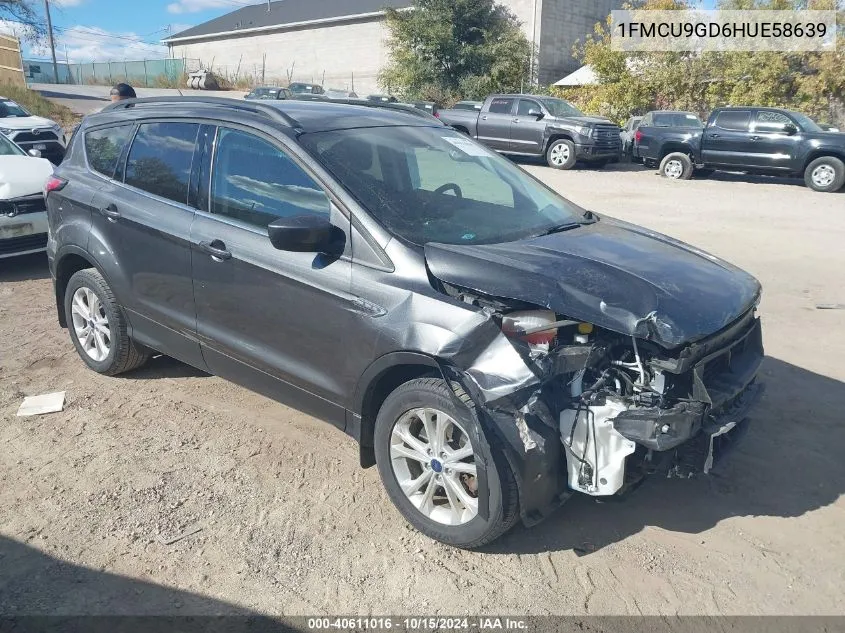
[1,162,844,617]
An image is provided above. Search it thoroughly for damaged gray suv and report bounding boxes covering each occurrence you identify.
[46,98,764,548]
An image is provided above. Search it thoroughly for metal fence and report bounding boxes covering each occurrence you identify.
[23,58,201,87]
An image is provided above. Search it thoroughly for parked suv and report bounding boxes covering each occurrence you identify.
[0,96,67,164]
[47,97,764,548]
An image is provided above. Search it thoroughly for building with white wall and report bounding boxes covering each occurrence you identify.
[163,0,622,95]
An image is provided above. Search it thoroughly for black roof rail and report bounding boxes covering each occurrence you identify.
[320,98,442,123]
[102,96,302,129]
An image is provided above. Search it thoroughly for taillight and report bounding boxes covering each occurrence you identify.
[634,129,643,143]
[44,175,67,195]
[501,310,558,349]
[434,111,440,118]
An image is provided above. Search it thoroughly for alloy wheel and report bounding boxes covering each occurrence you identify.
[550,144,570,166]
[390,407,479,526]
[811,164,836,188]
[70,287,111,362]
[664,159,684,179]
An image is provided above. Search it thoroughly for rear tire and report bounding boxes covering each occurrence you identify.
[374,377,519,549]
[804,156,845,192]
[659,152,694,180]
[64,268,151,376]
[546,139,577,170]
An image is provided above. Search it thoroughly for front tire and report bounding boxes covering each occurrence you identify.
[65,268,150,375]
[659,152,694,180]
[804,156,845,192]
[374,378,519,549]
[546,139,577,170]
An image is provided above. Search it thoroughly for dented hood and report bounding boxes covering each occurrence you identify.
[425,218,761,348]
[0,156,53,199]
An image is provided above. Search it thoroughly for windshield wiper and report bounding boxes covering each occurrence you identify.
[535,222,583,237]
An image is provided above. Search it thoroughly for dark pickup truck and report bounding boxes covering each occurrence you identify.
[439,94,621,169]
[635,107,845,192]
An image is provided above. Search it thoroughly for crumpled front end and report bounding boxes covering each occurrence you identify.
[423,281,764,524]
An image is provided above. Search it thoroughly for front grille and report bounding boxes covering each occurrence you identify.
[10,130,59,143]
[0,194,46,217]
[0,232,48,255]
[694,318,764,410]
[592,124,622,151]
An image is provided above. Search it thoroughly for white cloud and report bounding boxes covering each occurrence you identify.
[167,0,243,15]
[28,25,168,62]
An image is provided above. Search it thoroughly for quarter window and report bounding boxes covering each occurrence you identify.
[713,110,752,132]
[210,128,330,228]
[488,98,515,114]
[124,122,199,204]
[85,125,134,179]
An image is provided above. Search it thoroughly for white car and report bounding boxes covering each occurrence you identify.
[0,132,54,259]
[0,97,67,165]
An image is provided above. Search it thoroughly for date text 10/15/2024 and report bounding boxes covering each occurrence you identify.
[307,617,529,630]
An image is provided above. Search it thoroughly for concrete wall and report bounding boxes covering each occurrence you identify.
[169,17,390,95]
[168,0,619,95]
[536,0,622,85]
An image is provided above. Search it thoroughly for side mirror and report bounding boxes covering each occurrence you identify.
[28,149,42,158]
[527,108,544,120]
[268,214,336,253]
[784,123,798,136]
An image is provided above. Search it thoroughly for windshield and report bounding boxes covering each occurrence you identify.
[652,112,703,128]
[790,112,823,133]
[539,98,584,118]
[0,100,31,118]
[299,126,582,246]
[250,88,278,98]
[289,84,316,94]
[0,133,24,155]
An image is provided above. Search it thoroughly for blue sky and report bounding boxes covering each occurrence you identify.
[2,0,253,62]
[6,0,721,63]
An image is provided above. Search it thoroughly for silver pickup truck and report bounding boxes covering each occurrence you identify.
[439,94,622,169]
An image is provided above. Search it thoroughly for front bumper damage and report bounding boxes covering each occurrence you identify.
[420,296,764,526]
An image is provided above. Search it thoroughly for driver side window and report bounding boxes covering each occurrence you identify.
[210,128,330,229]
[517,100,542,116]
[409,147,515,207]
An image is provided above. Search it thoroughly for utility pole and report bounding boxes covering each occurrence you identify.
[44,0,60,84]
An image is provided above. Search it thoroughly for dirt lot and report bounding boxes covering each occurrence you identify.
[2,164,844,617]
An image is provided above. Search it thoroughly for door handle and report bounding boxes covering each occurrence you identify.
[198,240,232,262]
[750,135,760,141]
[481,116,488,120]
[512,118,520,123]
[708,133,720,139]
[99,203,121,222]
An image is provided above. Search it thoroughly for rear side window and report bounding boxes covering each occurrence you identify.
[488,98,515,114]
[210,128,330,228]
[85,125,134,179]
[653,112,703,128]
[713,110,751,132]
[124,122,199,205]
